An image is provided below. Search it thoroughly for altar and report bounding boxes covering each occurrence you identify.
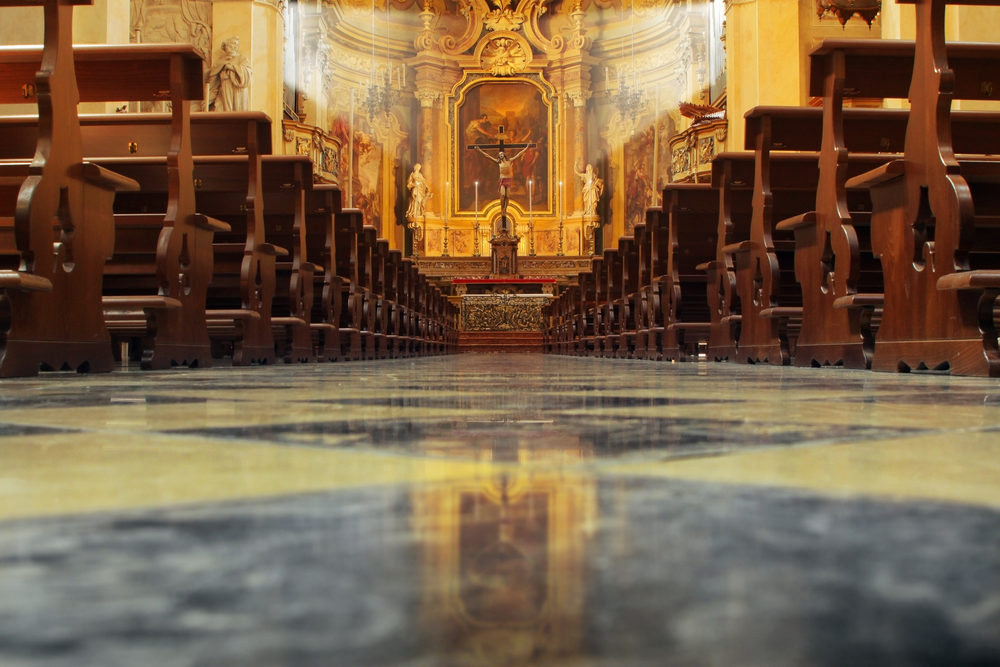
[459,292,553,332]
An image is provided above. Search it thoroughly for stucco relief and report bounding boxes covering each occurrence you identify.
[130,0,211,60]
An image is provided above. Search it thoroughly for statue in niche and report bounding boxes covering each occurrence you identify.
[207,36,252,112]
[406,163,432,222]
[575,162,604,218]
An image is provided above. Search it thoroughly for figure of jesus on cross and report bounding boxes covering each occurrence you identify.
[467,125,536,232]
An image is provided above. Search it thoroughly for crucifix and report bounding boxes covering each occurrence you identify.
[467,125,536,233]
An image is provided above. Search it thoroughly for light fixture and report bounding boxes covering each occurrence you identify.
[817,0,880,27]
[606,0,646,123]
[362,0,403,121]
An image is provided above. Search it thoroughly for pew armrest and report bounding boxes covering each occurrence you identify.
[759,306,803,319]
[206,309,262,322]
[668,322,712,331]
[832,293,884,309]
[0,270,53,292]
[271,316,308,327]
[258,243,289,257]
[776,211,817,232]
[845,159,905,190]
[102,295,182,310]
[77,162,140,192]
[191,213,231,233]
[721,240,754,255]
[937,271,1000,291]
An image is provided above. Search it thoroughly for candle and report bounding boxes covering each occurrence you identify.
[445,181,449,221]
[474,181,479,212]
[528,179,533,217]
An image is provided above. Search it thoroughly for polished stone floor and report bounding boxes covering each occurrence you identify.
[1,353,999,666]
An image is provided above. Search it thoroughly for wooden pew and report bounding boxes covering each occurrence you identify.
[635,206,668,360]
[0,0,139,377]
[333,208,364,360]
[259,155,318,364]
[577,259,602,356]
[355,225,378,359]
[662,184,719,361]
[735,111,838,365]
[847,0,1000,375]
[589,254,609,356]
[615,234,640,358]
[94,113,283,365]
[770,40,1000,368]
[304,184,344,362]
[747,103,906,368]
[601,246,624,357]
[0,47,217,368]
[631,214,655,359]
[697,152,755,361]
[371,238,390,358]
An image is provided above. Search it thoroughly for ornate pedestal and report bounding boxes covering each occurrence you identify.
[490,230,519,277]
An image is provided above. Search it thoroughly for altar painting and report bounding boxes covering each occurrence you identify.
[457,80,549,213]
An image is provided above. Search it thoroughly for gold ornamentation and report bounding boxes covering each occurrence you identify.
[482,37,527,76]
[483,3,525,33]
[460,294,551,331]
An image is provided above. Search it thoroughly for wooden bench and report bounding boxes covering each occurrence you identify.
[91,113,284,365]
[614,235,641,358]
[662,184,719,361]
[600,246,624,357]
[303,183,344,362]
[697,152,756,361]
[630,216,653,359]
[0,0,139,376]
[745,104,905,369]
[767,39,1000,369]
[577,257,603,356]
[258,155,319,364]
[634,207,667,360]
[333,208,364,360]
[846,0,1000,376]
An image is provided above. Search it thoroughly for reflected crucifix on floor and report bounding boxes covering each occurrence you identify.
[467,125,535,233]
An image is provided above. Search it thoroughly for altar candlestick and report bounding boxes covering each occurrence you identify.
[528,179,535,256]
[558,180,565,256]
[443,180,450,257]
[474,181,480,257]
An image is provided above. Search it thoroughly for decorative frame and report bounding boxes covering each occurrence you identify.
[449,74,558,221]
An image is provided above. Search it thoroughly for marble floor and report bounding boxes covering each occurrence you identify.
[1,353,999,666]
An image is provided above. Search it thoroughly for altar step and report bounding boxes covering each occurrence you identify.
[458,331,545,353]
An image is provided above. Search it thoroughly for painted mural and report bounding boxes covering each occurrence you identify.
[624,125,655,234]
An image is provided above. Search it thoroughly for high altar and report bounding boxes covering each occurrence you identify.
[292,0,730,292]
